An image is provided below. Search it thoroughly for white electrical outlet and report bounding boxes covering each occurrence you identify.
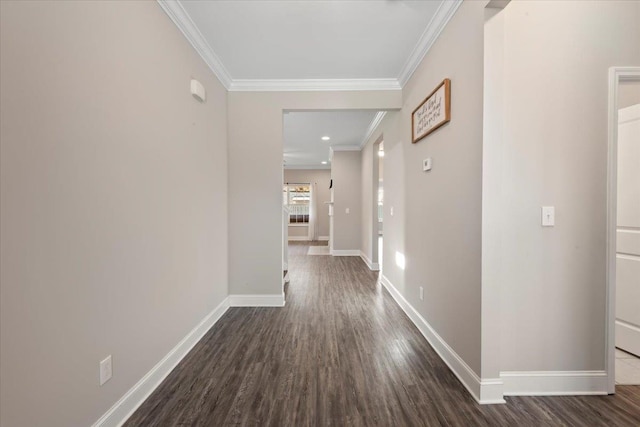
[99,355,112,386]
[419,287,424,301]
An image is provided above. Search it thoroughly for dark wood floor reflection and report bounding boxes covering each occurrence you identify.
[126,242,640,426]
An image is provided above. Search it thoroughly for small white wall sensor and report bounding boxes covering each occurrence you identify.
[190,79,206,103]
[541,206,555,226]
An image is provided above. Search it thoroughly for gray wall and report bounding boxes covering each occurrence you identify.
[0,2,228,426]
[361,0,640,384]
[366,0,486,376]
[227,91,401,296]
[496,0,640,372]
[284,169,331,238]
[331,151,362,251]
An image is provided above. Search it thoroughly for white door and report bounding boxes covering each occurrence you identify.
[616,103,640,356]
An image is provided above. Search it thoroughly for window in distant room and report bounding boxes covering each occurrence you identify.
[283,184,310,224]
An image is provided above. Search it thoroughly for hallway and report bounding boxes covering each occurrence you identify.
[126,242,640,426]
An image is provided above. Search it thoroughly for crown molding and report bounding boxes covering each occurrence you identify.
[157,0,233,89]
[397,0,463,87]
[159,0,461,92]
[229,79,401,92]
[360,111,387,148]
[284,165,331,170]
[331,146,362,152]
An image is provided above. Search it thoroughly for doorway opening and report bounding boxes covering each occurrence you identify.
[606,67,640,391]
[375,140,384,271]
[282,110,387,284]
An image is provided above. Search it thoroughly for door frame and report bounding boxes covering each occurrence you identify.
[605,66,640,394]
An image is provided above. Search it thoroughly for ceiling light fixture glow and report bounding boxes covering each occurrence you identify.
[378,150,385,157]
[321,136,331,141]
[321,161,328,165]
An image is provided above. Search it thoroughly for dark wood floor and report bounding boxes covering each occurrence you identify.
[126,242,640,426]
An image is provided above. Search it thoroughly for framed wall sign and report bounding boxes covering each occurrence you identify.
[411,78,451,143]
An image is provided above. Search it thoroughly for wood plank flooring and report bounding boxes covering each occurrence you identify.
[126,242,640,426]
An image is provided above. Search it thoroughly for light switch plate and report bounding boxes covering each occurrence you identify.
[423,158,432,172]
[345,208,350,214]
[541,206,555,226]
[390,206,394,216]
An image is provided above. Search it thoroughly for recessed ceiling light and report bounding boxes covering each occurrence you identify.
[321,136,330,141]
[321,161,327,165]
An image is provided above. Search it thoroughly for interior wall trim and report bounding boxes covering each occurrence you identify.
[228,294,286,307]
[229,79,401,92]
[360,111,388,148]
[397,0,463,87]
[501,371,608,396]
[330,146,361,152]
[157,0,233,89]
[379,274,505,405]
[287,236,311,241]
[92,297,231,427]
[158,0,463,92]
[359,251,380,271]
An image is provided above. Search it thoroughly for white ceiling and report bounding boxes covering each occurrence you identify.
[160,0,462,90]
[158,0,461,168]
[283,111,381,169]
[181,0,442,80]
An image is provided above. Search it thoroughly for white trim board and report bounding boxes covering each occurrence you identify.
[284,165,331,170]
[501,371,608,396]
[379,274,505,404]
[330,146,362,153]
[288,236,310,241]
[397,0,463,87]
[228,294,286,307]
[92,297,231,427]
[158,0,462,92]
[229,79,401,92]
[359,251,380,271]
[330,249,361,256]
[360,111,388,148]
[606,67,640,394]
[157,0,232,89]
[318,236,329,241]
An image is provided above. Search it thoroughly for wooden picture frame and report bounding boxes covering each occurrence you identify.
[411,78,451,143]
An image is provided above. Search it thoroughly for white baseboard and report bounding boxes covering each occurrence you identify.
[501,370,608,396]
[379,274,505,404]
[92,297,231,427]
[330,249,361,256]
[288,236,310,241]
[318,236,329,241]
[359,251,380,271]
[616,319,640,357]
[228,293,285,307]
